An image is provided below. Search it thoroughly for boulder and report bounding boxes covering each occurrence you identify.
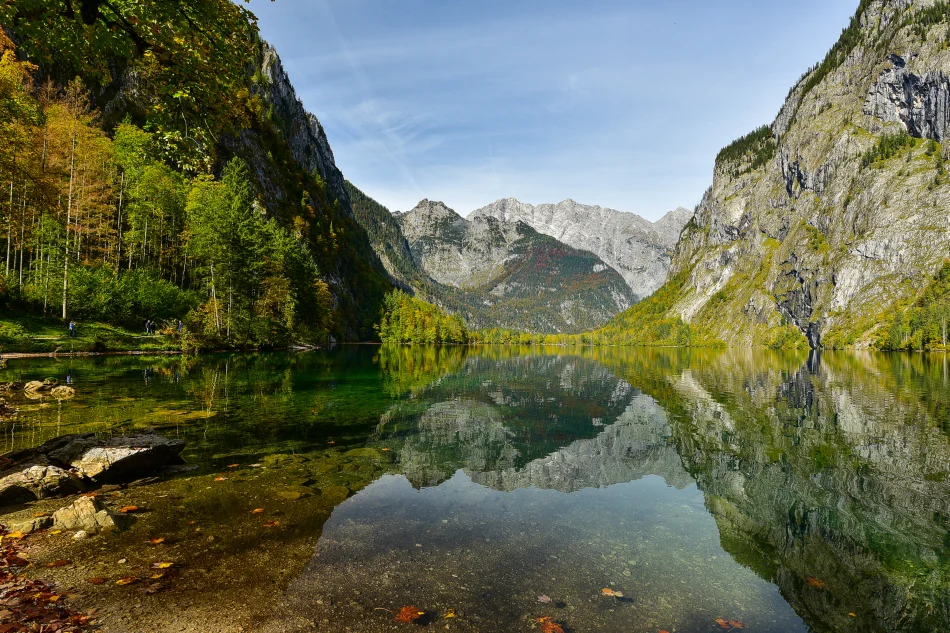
[0,460,87,505]
[0,429,187,507]
[52,496,121,534]
[70,431,186,482]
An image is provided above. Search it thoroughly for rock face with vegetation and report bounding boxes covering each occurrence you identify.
[473,198,692,300]
[349,188,638,333]
[620,0,950,350]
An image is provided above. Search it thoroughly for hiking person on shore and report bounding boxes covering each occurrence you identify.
[68,321,76,338]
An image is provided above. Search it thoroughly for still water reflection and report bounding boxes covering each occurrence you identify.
[1,347,948,633]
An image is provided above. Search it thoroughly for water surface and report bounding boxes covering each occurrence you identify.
[1,347,948,633]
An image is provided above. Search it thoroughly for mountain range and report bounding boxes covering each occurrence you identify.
[349,185,691,333]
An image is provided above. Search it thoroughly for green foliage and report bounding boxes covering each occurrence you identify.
[861,130,915,168]
[0,0,263,172]
[881,260,950,351]
[908,2,950,43]
[766,324,810,350]
[593,271,723,347]
[66,267,199,326]
[716,125,777,176]
[377,290,469,345]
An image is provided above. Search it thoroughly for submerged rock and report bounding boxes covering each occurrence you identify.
[52,496,122,534]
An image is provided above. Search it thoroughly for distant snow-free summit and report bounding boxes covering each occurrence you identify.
[471,199,693,299]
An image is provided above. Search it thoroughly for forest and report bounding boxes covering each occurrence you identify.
[0,1,391,349]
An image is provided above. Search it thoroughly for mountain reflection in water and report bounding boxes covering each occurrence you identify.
[1,347,947,633]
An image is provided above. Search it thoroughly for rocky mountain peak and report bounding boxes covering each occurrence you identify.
[472,198,692,299]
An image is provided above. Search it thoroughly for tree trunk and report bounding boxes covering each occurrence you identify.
[5,179,12,277]
[63,127,77,320]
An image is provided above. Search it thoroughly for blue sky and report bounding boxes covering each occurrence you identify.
[249,0,857,220]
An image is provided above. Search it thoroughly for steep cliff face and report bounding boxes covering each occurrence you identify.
[382,199,637,332]
[473,198,692,300]
[662,0,950,348]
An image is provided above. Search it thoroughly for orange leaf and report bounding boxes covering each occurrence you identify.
[805,576,824,589]
[536,616,565,633]
[116,577,138,586]
[728,622,744,630]
[87,577,107,585]
[251,508,265,515]
[394,605,424,623]
[45,559,70,568]
[4,531,26,540]
[149,537,166,545]
[119,505,140,513]
[659,630,671,633]
[263,520,279,527]
[214,477,228,482]
[227,464,240,468]
[601,587,624,598]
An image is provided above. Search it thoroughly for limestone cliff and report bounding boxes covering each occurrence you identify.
[656,0,950,348]
[473,198,691,299]
[386,199,637,332]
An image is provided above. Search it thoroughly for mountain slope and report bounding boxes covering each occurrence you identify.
[0,1,391,342]
[393,200,637,333]
[473,198,692,299]
[610,0,950,349]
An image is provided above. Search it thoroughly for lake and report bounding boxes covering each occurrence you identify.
[1,346,948,632]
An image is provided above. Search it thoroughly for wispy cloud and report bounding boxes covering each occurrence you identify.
[251,0,858,220]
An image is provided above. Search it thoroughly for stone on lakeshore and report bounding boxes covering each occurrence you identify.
[0,460,87,506]
[45,430,186,483]
[7,515,53,534]
[52,496,122,534]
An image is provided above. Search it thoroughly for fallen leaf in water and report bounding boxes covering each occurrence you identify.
[444,609,456,618]
[227,464,240,468]
[537,595,552,603]
[116,577,137,586]
[328,441,335,445]
[79,492,99,498]
[148,537,166,545]
[251,508,265,515]
[394,605,424,623]
[263,520,280,527]
[601,588,624,598]
[659,630,671,633]
[250,463,262,468]
[139,582,163,595]
[382,448,391,451]
[805,576,824,589]
[716,618,744,630]
[45,559,70,568]
[3,531,25,540]
[150,572,165,579]
[152,562,174,569]
[49,530,63,535]
[214,477,227,482]
[536,616,565,633]
[729,622,744,630]
[87,577,107,585]
[118,506,140,513]
[848,613,857,617]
